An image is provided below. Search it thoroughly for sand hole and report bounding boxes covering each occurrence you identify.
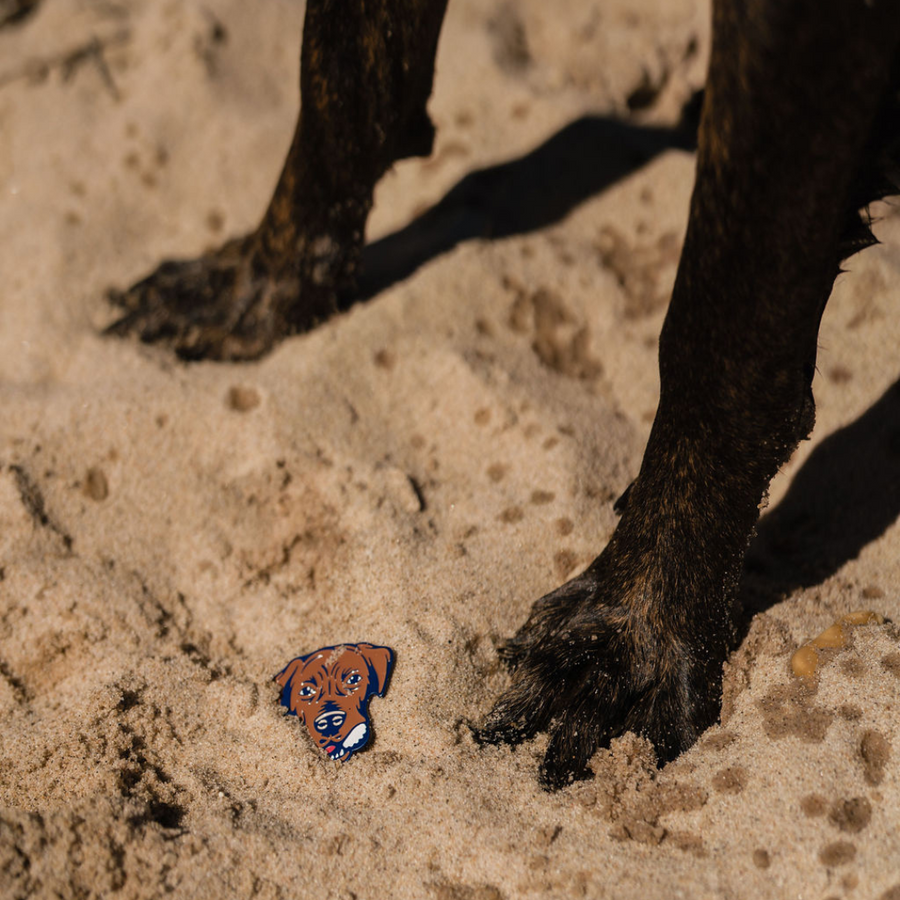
[226,386,260,412]
[486,463,508,482]
[668,832,706,857]
[840,657,867,678]
[800,794,828,817]
[818,841,856,867]
[859,730,890,785]
[374,349,395,369]
[828,797,871,834]
[554,550,578,579]
[757,681,833,742]
[83,466,109,501]
[701,731,737,752]
[711,766,747,795]
[881,652,900,678]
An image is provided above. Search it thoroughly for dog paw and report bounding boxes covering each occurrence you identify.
[474,560,730,789]
[105,236,294,361]
[104,234,342,362]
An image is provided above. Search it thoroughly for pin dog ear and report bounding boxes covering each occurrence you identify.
[357,644,394,696]
[274,656,305,689]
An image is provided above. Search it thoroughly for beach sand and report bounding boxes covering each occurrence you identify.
[1,1,899,897]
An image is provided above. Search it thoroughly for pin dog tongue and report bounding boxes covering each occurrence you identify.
[325,745,336,753]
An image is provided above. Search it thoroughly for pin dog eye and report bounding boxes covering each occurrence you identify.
[299,685,315,697]
[346,674,361,685]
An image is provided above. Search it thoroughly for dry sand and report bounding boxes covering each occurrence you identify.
[1,1,899,897]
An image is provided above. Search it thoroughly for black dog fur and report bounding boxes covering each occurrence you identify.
[106,0,900,788]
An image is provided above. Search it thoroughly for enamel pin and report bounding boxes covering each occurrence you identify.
[275,643,394,761]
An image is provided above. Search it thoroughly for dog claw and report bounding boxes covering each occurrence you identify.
[471,716,535,749]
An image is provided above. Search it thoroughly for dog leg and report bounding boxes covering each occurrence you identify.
[477,0,900,788]
[106,0,448,360]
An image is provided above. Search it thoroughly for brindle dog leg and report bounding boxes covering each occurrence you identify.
[477,0,900,788]
[107,0,447,360]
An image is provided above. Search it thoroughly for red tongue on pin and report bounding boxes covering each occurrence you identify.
[326,745,336,753]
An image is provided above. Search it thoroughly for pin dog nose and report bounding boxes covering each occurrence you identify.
[314,711,345,736]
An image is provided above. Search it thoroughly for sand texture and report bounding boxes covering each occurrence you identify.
[2,1,900,897]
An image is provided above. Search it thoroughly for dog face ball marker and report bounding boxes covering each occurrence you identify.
[275,643,394,761]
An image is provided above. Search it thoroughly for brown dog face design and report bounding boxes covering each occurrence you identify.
[275,643,394,761]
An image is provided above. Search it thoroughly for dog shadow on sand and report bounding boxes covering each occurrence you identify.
[742,377,900,628]
[351,113,697,304]
[350,107,900,636]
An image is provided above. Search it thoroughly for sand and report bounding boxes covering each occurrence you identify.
[1,1,899,897]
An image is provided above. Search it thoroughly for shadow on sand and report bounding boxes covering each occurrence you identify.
[348,114,696,306]
[352,108,900,635]
[740,377,900,626]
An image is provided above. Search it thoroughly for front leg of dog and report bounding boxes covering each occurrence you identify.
[106,0,448,360]
[477,433,750,788]
[478,0,900,787]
